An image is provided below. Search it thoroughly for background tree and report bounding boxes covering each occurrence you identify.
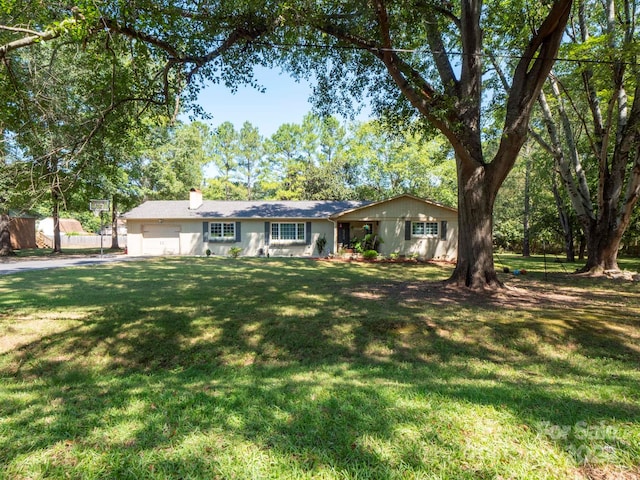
[236,122,264,200]
[530,0,640,274]
[349,121,456,204]
[3,42,105,252]
[0,130,15,255]
[209,121,240,200]
[299,115,358,200]
[264,122,307,200]
[1,23,169,252]
[261,114,360,200]
[139,121,211,200]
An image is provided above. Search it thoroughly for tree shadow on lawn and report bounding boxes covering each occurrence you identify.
[1,259,639,477]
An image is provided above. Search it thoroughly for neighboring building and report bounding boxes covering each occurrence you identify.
[100,219,127,236]
[37,218,86,236]
[123,189,458,260]
[9,216,37,249]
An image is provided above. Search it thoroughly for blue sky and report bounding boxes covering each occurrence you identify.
[192,66,371,137]
[193,67,317,137]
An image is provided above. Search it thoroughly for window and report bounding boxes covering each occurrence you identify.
[412,221,438,237]
[210,222,235,240]
[271,222,306,241]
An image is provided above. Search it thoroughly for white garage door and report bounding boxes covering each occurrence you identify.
[142,224,181,255]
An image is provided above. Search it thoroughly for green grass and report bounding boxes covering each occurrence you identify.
[1,256,639,479]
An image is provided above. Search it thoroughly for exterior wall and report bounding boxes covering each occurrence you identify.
[180,221,203,255]
[126,218,336,257]
[266,220,334,257]
[37,217,85,236]
[9,217,37,249]
[334,196,458,260]
[378,216,458,260]
[125,220,143,255]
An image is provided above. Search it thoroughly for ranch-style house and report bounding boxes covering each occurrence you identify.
[124,190,458,260]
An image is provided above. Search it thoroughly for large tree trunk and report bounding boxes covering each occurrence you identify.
[52,190,62,253]
[584,225,623,272]
[448,162,501,289]
[583,207,622,272]
[560,213,575,263]
[0,214,13,256]
[110,197,119,249]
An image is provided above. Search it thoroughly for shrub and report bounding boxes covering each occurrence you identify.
[353,234,383,254]
[228,247,242,258]
[362,249,378,260]
[315,234,327,256]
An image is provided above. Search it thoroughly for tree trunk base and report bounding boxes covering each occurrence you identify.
[445,265,505,291]
[575,265,624,277]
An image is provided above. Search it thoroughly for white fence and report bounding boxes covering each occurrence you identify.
[43,234,127,248]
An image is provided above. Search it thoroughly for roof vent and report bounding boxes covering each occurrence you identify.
[189,188,203,210]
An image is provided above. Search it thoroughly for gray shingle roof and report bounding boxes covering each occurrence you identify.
[124,200,372,220]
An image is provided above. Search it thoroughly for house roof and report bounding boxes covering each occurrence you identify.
[329,193,458,219]
[123,200,372,220]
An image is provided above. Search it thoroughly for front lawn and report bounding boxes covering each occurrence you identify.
[1,257,638,479]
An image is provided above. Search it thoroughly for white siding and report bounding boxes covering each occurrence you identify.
[333,196,458,261]
[127,219,336,257]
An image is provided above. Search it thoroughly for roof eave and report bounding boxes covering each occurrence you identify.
[329,193,457,219]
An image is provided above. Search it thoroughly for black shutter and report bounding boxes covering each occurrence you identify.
[264,221,270,245]
[305,221,312,245]
[202,222,209,243]
[235,221,241,242]
[404,220,411,241]
[440,220,447,240]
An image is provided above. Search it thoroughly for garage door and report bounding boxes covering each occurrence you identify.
[142,224,181,255]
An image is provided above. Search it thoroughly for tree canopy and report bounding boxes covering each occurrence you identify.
[1,1,578,288]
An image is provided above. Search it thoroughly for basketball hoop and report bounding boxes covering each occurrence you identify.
[90,199,110,256]
[90,199,110,217]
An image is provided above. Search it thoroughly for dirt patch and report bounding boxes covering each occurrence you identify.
[577,464,640,480]
[316,256,455,266]
[347,277,637,312]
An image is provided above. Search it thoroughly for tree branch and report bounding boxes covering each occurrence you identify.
[0,24,65,59]
[425,21,458,97]
[99,18,183,59]
[491,0,573,187]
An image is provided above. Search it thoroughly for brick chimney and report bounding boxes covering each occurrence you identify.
[189,188,203,210]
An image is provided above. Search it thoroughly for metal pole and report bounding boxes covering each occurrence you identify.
[100,210,104,256]
[543,240,548,281]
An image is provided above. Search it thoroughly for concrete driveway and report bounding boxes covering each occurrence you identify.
[0,255,140,275]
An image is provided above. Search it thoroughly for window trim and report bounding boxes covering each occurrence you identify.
[411,221,439,238]
[271,221,307,243]
[208,221,236,242]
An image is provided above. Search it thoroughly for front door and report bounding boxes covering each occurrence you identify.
[337,223,350,248]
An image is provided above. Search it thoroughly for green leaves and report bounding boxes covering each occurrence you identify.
[140,122,213,200]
